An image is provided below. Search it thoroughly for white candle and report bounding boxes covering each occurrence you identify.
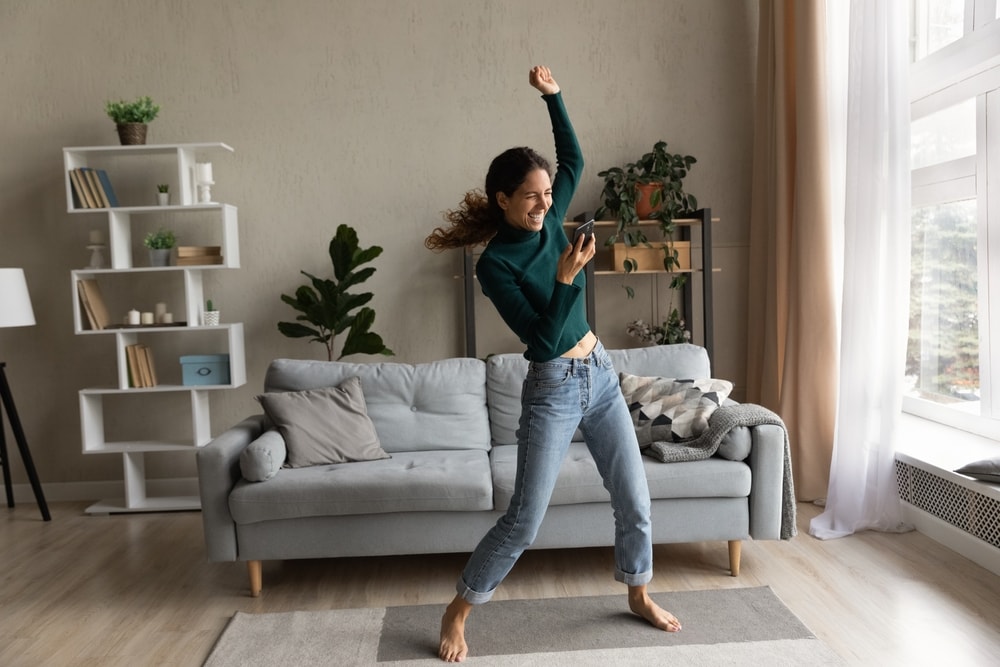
[155,302,167,320]
[89,230,104,244]
[140,312,154,325]
[162,312,173,324]
[195,162,213,183]
[127,309,140,325]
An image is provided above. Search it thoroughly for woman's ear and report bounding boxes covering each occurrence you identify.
[496,192,509,211]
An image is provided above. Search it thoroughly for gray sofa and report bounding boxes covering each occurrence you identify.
[196,344,790,597]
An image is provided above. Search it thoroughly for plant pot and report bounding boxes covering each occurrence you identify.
[202,310,220,326]
[635,182,663,219]
[157,192,169,206]
[116,123,148,145]
[148,248,171,267]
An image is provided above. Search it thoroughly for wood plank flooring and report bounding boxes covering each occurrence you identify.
[1,501,999,666]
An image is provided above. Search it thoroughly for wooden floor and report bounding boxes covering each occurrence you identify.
[2,501,999,666]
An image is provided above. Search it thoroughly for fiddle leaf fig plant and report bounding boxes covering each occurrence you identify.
[278,224,394,361]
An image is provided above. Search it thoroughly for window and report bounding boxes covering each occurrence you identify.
[905,0,1000,437]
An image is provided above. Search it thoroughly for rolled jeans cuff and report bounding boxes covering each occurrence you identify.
[456,579,495,605]
[615,568,653,587]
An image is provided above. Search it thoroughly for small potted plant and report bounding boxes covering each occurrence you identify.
[595,140,698,277]
[156,184,169,206]
[203,298,220,326]
[105,96,161,145]
[625,308,691,346]
[143,228,175,267]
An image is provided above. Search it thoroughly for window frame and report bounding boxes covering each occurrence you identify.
[904,2,1000,440]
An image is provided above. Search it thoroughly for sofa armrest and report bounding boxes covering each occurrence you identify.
[196,415,267,561]
[746,422,788,540]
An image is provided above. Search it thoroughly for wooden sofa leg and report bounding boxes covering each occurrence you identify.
[248,560,262,597]
[728,540,742,576]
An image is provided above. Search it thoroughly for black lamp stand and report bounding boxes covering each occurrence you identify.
[0,361,50,521]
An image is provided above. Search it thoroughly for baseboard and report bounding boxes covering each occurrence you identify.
[901,500,1000,576]
[7,477,200,507]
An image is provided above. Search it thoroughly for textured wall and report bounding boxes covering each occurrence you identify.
[0,0,756,490]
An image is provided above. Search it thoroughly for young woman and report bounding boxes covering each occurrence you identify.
[425,65,681,663]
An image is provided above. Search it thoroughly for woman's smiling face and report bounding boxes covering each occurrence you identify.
[497,168,553,232]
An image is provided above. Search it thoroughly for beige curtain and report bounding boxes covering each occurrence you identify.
[747,0,838,501]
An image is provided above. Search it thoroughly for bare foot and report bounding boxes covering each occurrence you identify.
[439,596,472,662]
[628,586,682,632]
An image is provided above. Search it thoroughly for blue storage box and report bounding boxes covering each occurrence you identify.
[180,354,231,386]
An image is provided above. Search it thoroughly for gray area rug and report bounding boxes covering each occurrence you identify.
[203,586,844,666]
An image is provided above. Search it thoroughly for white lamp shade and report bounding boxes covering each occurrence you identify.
[0,268,36,328]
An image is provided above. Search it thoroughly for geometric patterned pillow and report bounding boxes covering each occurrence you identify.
[619,372,734,444]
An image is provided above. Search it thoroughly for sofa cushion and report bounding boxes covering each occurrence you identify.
[264,357,490,453]
[239,429,287,481]
[256,377,390,467]
[619,373,733,443]
[228,449,494,524]
[490,443,751,508]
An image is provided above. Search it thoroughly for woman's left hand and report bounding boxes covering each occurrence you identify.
[556,232,595,285]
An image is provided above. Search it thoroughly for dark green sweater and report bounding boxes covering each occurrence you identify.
[476,92,588,362]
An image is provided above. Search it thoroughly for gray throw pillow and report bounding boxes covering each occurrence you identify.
[239,429,287,482]
[620,372,734,443]
[256,376,390,468]
[954,457,1000,483]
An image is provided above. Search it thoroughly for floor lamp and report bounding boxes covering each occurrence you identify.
[0,268,50,521]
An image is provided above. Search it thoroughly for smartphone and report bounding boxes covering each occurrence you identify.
[572,219,594,244]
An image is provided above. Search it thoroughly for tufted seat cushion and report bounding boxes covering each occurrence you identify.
[490,443,751,508]
[228,449,493,524]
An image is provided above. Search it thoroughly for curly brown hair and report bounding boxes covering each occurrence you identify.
[424,190,498,250]
[425,146,552,251]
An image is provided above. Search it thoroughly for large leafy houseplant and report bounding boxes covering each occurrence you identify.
[278,224,394,361]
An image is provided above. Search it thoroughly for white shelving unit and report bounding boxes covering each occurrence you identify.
[63,142,245,514]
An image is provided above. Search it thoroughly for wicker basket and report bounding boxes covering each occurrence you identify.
[116,123,148,145]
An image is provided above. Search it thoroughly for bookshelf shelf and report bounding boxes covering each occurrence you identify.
[64,142,245,514]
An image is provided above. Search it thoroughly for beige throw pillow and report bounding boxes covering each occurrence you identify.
[256,376,389,467]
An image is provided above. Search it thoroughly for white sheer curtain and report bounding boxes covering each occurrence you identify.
[809,0,913,538]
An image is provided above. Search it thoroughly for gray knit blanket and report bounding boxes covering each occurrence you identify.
[641,403,797,540]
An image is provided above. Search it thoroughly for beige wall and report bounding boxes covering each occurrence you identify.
[0,0,756,492]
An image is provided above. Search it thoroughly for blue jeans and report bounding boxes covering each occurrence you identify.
[457,341,653,604]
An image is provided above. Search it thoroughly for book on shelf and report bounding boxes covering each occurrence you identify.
[68,169,88,209]
[142,345,158,386]
[82,168,110,208]
[69,169,97,208]
[175,255,224,266]
[175,245,223,265]
[77,278,111,330]
[125,344,141,388]
[125,344,158,388]
[95,169,120,207]
[176,245,222,257]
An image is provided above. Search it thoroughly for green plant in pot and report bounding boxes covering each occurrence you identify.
[278,224,394,361]
[105,96,160,145]
[143,227,175,267]
[595,140,698,278]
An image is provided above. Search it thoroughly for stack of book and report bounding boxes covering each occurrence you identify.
[175,246,224,266]
[126,344,158,388]
[69,168,119,209]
